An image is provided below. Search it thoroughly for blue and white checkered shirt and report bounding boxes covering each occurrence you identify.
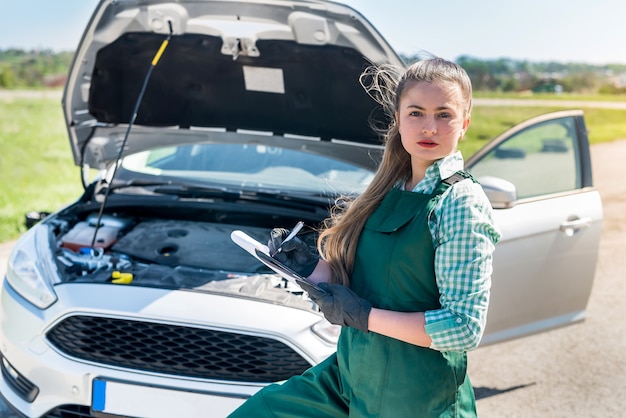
[405,152,501,351]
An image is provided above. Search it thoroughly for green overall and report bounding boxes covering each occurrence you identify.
[229,183,476,418]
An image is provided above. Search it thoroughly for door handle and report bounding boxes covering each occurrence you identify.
[560,217,592,236]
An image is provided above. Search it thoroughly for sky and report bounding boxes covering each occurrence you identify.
[1,0,625,65]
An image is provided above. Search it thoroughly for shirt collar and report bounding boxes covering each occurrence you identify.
[433,151,464,180]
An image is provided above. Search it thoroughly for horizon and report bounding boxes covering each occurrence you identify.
[1,47,624,68]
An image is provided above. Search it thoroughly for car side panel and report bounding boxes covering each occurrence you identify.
[481,190,602,345]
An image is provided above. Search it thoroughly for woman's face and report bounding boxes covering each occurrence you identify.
[395,80,470,170]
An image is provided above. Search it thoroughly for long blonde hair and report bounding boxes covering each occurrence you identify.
[317,58,473,286]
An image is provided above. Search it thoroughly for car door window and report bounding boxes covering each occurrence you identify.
[469,118,580,199]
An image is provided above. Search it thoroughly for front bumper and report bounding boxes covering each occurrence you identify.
[0,280,333,417]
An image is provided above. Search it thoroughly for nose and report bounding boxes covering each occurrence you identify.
[422,125,437,136]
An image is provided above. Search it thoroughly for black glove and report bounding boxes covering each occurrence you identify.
[268,228,319,277]
[314,283,372,333]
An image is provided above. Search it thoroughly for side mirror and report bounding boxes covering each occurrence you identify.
[477,176,518,209]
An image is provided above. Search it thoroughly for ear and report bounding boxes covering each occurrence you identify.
[463,117,471,131]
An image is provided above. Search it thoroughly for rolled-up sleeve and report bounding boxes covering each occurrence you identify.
[424,180,501,352]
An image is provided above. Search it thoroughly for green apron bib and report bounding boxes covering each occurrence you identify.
[229,184,477,418]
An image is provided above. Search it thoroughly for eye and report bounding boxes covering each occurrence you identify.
[437,112,452,118]
[409,110,423,117]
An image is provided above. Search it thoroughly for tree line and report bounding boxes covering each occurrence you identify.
[1,48,625,94]
[0,49,74,88]
[450,55,626,94]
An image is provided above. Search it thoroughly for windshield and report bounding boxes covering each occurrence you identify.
[121,143,375,194]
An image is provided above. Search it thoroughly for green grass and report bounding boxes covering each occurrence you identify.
[0,96,84,241]
[1,93,626,243]
[474,91,626,102]
[459,105,626,157]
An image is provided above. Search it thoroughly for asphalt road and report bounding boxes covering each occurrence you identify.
[0,139,624,418]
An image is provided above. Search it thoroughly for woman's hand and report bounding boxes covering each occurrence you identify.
[313,283,372,333]
[268,228,319,277]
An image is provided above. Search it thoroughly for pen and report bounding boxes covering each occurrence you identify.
[272,221,304,256]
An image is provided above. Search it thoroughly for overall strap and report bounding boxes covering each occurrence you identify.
[432,170,476,196]
[442,170,475,186]
[428,170,476,218]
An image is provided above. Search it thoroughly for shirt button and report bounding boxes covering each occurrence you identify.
[456,318,463,324]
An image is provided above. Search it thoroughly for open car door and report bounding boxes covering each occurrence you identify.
[466,110,603,345]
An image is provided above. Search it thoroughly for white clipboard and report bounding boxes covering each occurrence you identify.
[230,230,325,296]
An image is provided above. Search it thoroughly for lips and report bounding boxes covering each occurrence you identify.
[418,140,438,148]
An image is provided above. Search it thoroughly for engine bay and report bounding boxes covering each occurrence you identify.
[50,211,318,309]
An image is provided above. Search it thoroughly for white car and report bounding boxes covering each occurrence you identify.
[0,0,602,417]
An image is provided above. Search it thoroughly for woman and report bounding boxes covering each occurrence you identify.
[229,57,501,417]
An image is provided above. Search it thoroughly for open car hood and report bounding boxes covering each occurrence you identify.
[63,0,405,170]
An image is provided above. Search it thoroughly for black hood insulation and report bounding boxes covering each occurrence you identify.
[89,33,389,144]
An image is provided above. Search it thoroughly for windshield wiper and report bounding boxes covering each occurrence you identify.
[252,189,333,208]
[108,178,228,193]
[152,184,241,200]
[109,179,334,211]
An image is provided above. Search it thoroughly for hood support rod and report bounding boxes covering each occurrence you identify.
[89,21,174,252]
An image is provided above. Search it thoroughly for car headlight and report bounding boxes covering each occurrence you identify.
[311,319,341,344]
[5,224,59,309]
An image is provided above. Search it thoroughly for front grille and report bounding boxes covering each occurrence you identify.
[46,315,311,383]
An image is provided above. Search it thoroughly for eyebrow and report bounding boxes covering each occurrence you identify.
[405,104,452,111]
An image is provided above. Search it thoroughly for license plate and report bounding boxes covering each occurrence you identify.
[92,378,247,418]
